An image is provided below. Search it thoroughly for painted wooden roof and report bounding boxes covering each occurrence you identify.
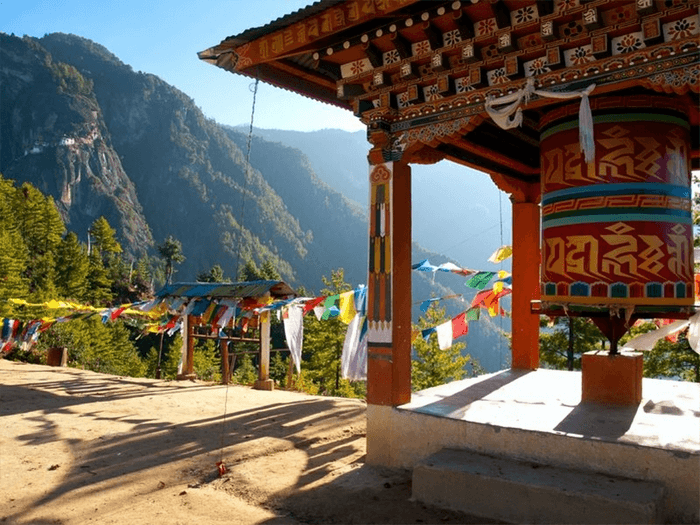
[200,0,700,178]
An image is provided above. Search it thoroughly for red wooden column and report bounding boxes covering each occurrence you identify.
[366,160,413,406]
[511,200,541,369]
[491,175,541,370]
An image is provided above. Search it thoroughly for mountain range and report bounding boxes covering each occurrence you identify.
[0,32,509,371]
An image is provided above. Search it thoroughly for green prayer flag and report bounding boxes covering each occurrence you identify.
[465,271,496,290]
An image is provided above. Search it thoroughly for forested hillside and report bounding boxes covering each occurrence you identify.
[0,31,511,373]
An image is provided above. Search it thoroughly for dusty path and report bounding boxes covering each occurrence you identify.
[0,360,490,524]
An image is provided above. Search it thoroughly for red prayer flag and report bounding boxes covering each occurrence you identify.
[302,296,325,316]
[451,312,469,339]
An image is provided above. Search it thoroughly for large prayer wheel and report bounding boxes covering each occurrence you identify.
[540,95,693,309]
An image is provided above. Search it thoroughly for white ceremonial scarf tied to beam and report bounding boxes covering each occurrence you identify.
[485,78,596,164]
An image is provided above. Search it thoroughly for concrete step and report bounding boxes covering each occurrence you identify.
[412,448,666,524]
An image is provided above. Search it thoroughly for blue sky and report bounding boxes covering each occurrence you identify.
[1,0,365,132]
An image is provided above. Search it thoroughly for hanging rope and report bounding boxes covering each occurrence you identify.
[219,76,260,477]
[234,77,260,278]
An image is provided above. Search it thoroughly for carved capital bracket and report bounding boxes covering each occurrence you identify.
[490,173,541,204]
[367,121,408,164]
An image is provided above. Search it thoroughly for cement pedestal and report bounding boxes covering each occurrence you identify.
[254,379,274,391]
[582,351,643,406]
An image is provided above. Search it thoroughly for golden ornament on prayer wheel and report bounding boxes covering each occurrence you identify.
[539,95,694,311]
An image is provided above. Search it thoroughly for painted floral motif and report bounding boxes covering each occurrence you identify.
[383,49,400,65]
[554,0,578,11]
[412,40,432,56]
[455,78,475,93]
[476,18,497,36]
[564,45,594,66]
[397,92,410,109]
[512,6,537,25]
[612,33,645,55]
[663,16,699,41]
[487,68,509,86]
[423,84,442,102]
[524,57,550,77]
[341,58,371,78]
[647,64,700,92]
[443,29,462,47]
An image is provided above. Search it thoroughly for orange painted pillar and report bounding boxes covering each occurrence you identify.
[366,160,412,406]
[511,201,540,370]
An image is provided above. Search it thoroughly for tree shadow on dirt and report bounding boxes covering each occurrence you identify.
[1,368,365,524]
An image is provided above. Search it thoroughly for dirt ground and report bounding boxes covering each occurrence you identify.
[0,359,493,525]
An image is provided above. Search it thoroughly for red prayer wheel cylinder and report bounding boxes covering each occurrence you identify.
[539,95,693,308]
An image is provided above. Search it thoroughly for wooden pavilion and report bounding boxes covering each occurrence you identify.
[156,280,296,388]
[200,0,699,403]
[199,4,700,520]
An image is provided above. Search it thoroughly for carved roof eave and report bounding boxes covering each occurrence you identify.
[199,0,700,176]
[358,38,700,129]
[199,46,352,111]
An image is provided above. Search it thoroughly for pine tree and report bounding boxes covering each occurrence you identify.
[14,183,65,300]
[412,304,471,391]
[0,176,29,310]
[303,269,361,396]
[89,216,122,260]
[157,235,185,284]
[539,316,606,370]
[197,264,228,283]
[85,252,113,305]
[55,232,89,301]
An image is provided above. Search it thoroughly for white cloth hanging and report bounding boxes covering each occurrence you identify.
[282,304,304,374]
[485,78,596,163]
[341,314,368,381]
[621,312,700,353]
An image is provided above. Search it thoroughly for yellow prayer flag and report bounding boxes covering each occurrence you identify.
[488,245,513,263]
[338,291,357,324]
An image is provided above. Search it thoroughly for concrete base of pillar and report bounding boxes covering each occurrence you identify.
[366,404,396,466]
[582,351,643,406]
[254,379,274,391]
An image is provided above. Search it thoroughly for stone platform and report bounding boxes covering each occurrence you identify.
[366,368,699,523]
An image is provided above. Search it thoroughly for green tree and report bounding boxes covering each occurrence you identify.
[412,304,472,391]
[192,339,221,382]
[621,322,700,383]
[38,317,145,377]
[232,354,258,385]
[303,269,364,397]
[0,176,29,310]
[239,257,280,281]
[539,316,606,370]
[270,351,290,387]
[197,264,228,283]
[89,216,122,260]
[85,252,113,305]
[157,235,185,284]
[15,183,65,300]
[55,232,89,300]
